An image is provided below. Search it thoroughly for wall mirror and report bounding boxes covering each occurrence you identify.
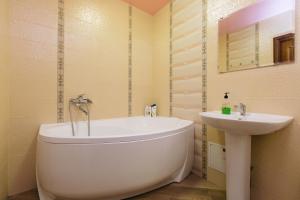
[218,0,295,73]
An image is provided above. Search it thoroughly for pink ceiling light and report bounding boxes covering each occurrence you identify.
[122,0,169,15]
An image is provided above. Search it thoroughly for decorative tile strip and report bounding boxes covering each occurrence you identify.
[128,5,133,116]
[201,0,208,179]
[255,23,260,66]
[169,1,173,117]
[57,0,64,123]
[226,33,229,71]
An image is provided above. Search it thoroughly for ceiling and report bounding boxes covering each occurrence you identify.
[122,0,169,15]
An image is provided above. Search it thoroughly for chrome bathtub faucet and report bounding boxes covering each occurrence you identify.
[69,94,93,136]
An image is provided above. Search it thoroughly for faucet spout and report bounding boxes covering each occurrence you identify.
[239,103,247,116]
[78,105,88,115]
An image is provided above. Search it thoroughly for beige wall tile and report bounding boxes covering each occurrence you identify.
[132,7,154,116]
[64,0,129,120]
[8,152,36,195]
[153,4,170,116]
[0,0,10,199]
[207,0,300,199]
[8,0,57,195]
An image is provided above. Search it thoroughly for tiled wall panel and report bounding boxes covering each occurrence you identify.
[173,15,202,40]
[173,30,202,52]
[172,77,202,93]
[8,0,58,195]
[173,61,202,77]
[173,46,202,66]
[131,7,154,115]
[153,4,170,116]
[173,0,202,25]
[207,0,300,198]
[64,0,129,120]
[0,0,9,199]
[173,93,202,108]
[171,0,204,176]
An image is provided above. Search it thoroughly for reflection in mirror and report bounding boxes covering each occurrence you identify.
[218,0,295,73]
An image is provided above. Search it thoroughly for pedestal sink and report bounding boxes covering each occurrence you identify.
[200,111,293,200]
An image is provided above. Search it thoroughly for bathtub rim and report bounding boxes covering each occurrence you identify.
[39,116,194,144]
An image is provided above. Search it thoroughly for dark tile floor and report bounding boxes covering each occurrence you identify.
[8,174,226,200]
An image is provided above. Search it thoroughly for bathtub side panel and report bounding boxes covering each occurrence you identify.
[174,126,195,182]
[37,132,188,199]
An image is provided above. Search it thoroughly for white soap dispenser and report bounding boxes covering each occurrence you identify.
[144,105,151,117]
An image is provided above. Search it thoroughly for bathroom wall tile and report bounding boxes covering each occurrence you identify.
[251,122,300,200]
[132,85,153,115]
[9,0,57,14]
[132,66,153,88]
[195,123,203,141]
[9,3,57,29]
[9,118,41,156]
[8,0,58,195]
[207,0,300,198]
[153,4,170,117]
[64,0,129,120]
[195,140,203,155]
[10,21,57,46]
[8,152,36,195]
[170,0,205,176]
[0,0,10,199]
[10,37,57,61]
[132,7,154,115]
[194,155,203,172]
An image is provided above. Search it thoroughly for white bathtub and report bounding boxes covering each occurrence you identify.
[37,117,194,200]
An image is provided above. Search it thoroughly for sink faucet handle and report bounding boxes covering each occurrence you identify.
[239,103,246,108]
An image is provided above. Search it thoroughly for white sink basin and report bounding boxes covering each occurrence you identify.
[200,111,293,200]
[200,111,293,135]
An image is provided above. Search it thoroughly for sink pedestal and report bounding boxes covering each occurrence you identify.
[200,111,293,200]
[225,132,251,200]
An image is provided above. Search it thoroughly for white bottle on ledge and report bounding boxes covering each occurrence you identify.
[151,104,157,117]
[144,105,151,117]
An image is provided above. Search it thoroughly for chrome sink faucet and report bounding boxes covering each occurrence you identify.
[236,103,247,116]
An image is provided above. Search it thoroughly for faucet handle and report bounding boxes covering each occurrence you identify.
[77,94,86,99]
[233,103,246,115]
[69,94,92,104]
[86,98,93,104]
[79,94,93,104]
[239,103,246,109]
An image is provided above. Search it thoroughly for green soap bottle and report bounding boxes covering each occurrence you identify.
[222,92,231,115]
